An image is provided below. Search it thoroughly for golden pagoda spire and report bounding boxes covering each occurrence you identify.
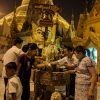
[71,12,75,29]
[84,0,88,14]
[77,1,89,38]
[70,12,76,39]
[10,0,19,39]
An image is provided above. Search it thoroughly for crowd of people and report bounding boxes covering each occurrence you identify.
[1,37,97,100]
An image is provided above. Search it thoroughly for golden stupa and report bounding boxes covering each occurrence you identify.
[0,0,70,48]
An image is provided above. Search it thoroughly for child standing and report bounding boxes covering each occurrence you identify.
[5,62,22,100]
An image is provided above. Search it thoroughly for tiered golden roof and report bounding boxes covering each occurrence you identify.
[72,0,100,74]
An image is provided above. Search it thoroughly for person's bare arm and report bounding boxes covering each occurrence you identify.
[63,63,77,69]
[64,70,75,74]
[35,61,50,68]
[64,69,80,74]
[36,63,46,68]
[50,61,58,65]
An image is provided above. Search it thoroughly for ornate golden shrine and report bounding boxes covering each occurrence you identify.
[0,0,69,47]
[72,0,100,74]
[0,0,70,62]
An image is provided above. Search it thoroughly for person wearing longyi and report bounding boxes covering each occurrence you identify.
[74,46,97,100]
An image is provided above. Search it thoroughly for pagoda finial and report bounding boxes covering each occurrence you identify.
[71,10,74,21]
[70,11,76,38]
[71,11,75,30]
[84,0,88,14]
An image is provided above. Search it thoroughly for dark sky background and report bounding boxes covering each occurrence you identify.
[0,0,94,28]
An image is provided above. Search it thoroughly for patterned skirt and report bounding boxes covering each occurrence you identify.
[75,83,96,100]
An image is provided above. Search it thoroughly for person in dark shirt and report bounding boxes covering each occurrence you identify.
[17,43,48,100]
[17,43,37,100]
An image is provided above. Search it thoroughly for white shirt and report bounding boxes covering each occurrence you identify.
[58,54,78,65]
[6,75,22,100]
[2,46,23,78]
[58,56,68,65]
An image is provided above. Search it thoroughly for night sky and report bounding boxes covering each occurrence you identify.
[0,0,94,28]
